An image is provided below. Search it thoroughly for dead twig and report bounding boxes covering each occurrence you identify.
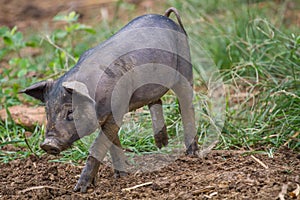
[44,35,76,64]
[284,132,300,146]
[192,186,215,195]
[263,134,279,139]
[18,185,85,197]
[278,183,289,200]
[250,155,268,169]
[203,191,218,199]
[18,185,67,194]
[122,182,153,192]
[22,130,38,157]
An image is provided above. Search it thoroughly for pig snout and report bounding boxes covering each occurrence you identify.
[40,138,61,155]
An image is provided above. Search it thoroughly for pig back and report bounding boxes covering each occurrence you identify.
[65,14,192,119]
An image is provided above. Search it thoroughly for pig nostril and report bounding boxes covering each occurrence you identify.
[40,140,61,155]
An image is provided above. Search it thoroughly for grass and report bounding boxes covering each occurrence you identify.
[0,117,45,163]
[0,0,299,164]
[171,0,300,152]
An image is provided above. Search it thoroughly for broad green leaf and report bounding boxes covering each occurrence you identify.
[3,36,13,46]
[17,69,27,77]
[53,29,68,39]
[0,26,9,37]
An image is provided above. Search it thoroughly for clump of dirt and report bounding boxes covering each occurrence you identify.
[1,148,299,199]
[0,105,46,128]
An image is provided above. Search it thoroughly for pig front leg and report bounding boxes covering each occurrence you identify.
[74,155,101,193]
[74,115,128,193]
[74,130,112,193]
[148,99,168,148]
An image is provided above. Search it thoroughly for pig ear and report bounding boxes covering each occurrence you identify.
[19,80,54,102]
[62,81,94,102]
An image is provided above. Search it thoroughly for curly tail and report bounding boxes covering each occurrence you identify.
[164,7,187,35]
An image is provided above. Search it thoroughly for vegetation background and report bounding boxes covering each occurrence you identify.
[0,0,299,164]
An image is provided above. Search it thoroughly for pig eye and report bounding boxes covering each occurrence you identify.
[66,110,73,121]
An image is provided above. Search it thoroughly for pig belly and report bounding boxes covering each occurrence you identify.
[129,84,168,111]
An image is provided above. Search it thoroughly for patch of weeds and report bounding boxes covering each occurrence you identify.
[0,118,45,163]
[167,0,300,151]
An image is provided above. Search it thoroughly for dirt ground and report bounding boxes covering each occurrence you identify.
[0,0,299,31]
[0,0,164,31]
[0,148,299,199]
[1,0,300,199]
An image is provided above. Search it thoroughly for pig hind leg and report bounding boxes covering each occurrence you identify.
[101,115,128,177]
[172,80,199,155]
[148,99,168,148]
[108,137,128,178]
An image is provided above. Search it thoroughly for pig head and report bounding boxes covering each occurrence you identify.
[20,80,99,155]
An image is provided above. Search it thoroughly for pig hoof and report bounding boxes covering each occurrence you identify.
[154,127,168,149]
[114,169,128,178]
[185,140,199,156]
[74,177,96,193]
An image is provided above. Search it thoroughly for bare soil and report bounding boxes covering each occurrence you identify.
[1,148,299,199]
[0,105,46,128]
[1,0,300,200]
[0,0,164,31]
